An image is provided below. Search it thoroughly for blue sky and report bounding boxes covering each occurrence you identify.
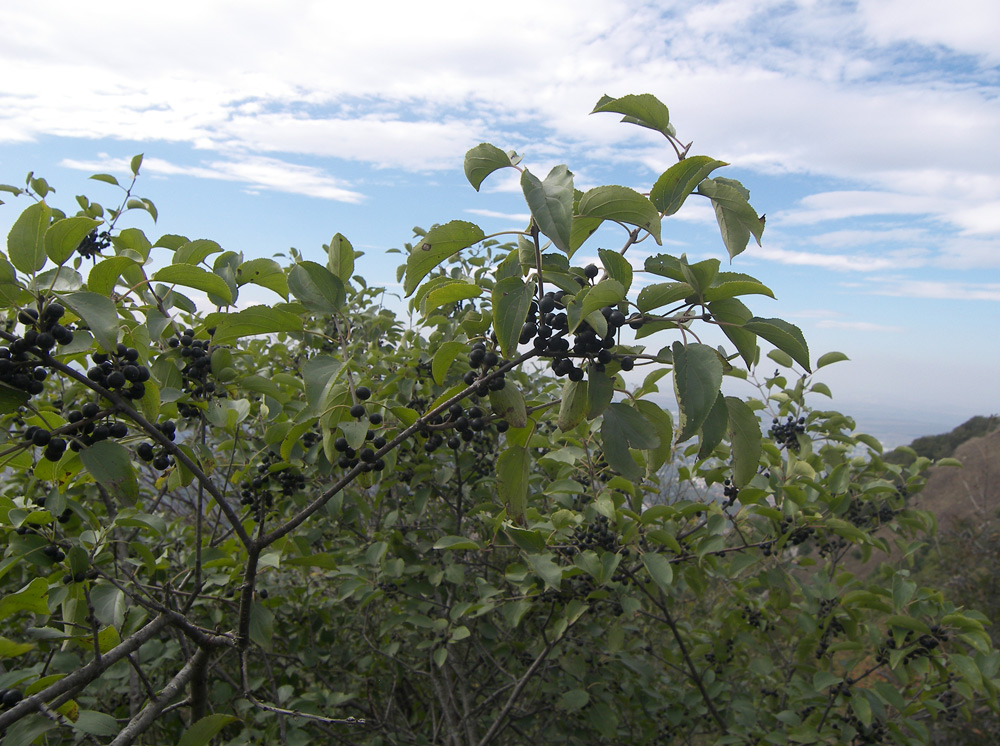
[1,0,998,446]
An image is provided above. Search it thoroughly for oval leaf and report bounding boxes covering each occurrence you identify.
[650,156,727,215]
[288,261,346,313]
[521,166,573,255]
[464,143,513,191]
[578,185,661,244]
[152,265,233,305]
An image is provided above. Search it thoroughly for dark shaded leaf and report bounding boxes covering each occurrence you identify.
[673,342,723,442]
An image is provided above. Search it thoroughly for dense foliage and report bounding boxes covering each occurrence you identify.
[0,94,996,746]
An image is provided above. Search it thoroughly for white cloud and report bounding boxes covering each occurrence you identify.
[464,209,531,222]
[867,278,1000,302]
[816,320,903,333]
[751,244,927,272]
[857,0,1000,64]
[60,154,364,203]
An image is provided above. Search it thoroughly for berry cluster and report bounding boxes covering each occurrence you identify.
[769,415,805,451]
[842,714,887,745]
[722,478,739,506]
[77,229,111,259]
[135,420,178,471]
[740,605,770,631]
[518,290,635,379]
[239,452,308,518]
[568,514,617,553]
[844,498,897,529]
[0,304,75,398]
[86,344,150,400]
[334,432,387,472]
[875,626,947,666]
[780,517,815,546]
[463,342,508,395]
[169,328,223,416]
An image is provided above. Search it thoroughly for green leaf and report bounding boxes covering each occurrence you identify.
[177,714,241,746]
[497,445,531,520]
[708,298,757,369]
[288,261,345,313]
[578,185,661,244]
[432,341,468,385]
[79,440,138,505]
[173,239,223,266]
[643,253,685,280]
[0,578,49,622]
[587,368,613,420]
[521,166,574,254]
[744,317,810,371]
[89,582,125,629]
[327,233,355,284]
[0,386,31,414]
[61,291,119,352]
[152,265,233,305]
[673,342,724,442]
[236,258,288,299]
[635,400,673,476]
[0,636,35,658]
[3,714,56,746]
[702,274,775,302]
[504,525,547,553]
[591,93,674,138]
[558,379,588,432]
[601,403,659,481]
[464,143,513,191]
[7,200,51,273]
[69,710,119,737]
[637,281,694,312]
[641,552,674,592]
[679,257,720,295]
[565,280,625,334]
[45,217,100,265]
[404,220,485,296]
[698,393,729,459]
[90,173,120,186]
[570,216,603,254]
[598,248,632,293]
[87,257,139,298]
[725,397,762,487]
[207,305,304,345]
[558,688,590,712]
[489,383,528,428]
[525,553,562,589]
[129,153,143,175]
[249,602,274,652]
[817,351,849,368]
[697,178,765,260]
[422,279,482,316]
[650,156,728,215]
[492,276,534,358]
[433,536,482,551]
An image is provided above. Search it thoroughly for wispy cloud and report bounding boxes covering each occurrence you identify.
[60,154,364,203]
[816,320,903,333]
[866,278,1000,301]
[464,209,531,222]
[751,244,927,272]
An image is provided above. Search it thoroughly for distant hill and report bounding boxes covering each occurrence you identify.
[886,414,999,465]
[910,425,1000,533]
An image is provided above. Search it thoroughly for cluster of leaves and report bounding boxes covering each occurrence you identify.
[0,95,996,746]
